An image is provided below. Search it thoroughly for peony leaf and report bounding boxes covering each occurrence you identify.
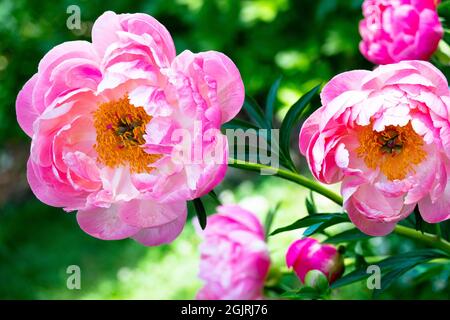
[192,198,207,230]
[221,118,259,131]
[208,190,221,206]
[265,76,282,126]
[264,203,281,239]
[331,249,446,290]
[270,213,348,236]
[279,85,321,172]
[243,95,272,129]
[305,191,317,215]
[325,228,371,244]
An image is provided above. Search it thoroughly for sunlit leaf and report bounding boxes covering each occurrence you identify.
[331,249,446,290]
[270,213,348,236]
[325,228,371,244]
[265,76,282,126]
[264,203,281,239]
[279,85,321,172]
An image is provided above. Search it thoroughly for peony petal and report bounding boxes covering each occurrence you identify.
[118,199,186,229]
[173,50,245,124]
[16,74,39,137]
[77,204,140,240]
[345,197,398,236]
[321,70,370,105]
[132,204,187,246]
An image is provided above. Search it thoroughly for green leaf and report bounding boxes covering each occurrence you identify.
[193,198,207,230]
[412,264,446,284]
[243,96,271,129]
[305,191,317,215]
[331,249,446,289]
[265,76,282,126]
[208,190,221,206]
[303,215,349,237]
[325,228,371,244]
[224,98,295,171]
[372,266,414,299]
[414,206,425,234]
[264,203,281,239]
[270,213,348,236]
[221,118,259,131]
[354,253,368,270]
[279,85,321,172]
[438,1,450,20]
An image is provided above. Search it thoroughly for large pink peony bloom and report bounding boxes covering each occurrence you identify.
[286,238,344,284]
[299,60,450,236]
[197,205,270,300]
[16,11,244,246]
[359,0,443,65]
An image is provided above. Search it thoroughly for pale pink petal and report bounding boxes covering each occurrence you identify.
[132,204,187,246]
[16,74,38,137]
[118,199,185,228]
[173,50,245,124]
[321,70,370,105]
[77,204,140,240]
[345,197,399,236]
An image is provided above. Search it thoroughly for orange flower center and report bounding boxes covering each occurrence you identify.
[93,96,159,173]
[356,122,426,181]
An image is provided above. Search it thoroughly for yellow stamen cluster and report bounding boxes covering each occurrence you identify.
[93,96,159,173]
[356,122,426,181]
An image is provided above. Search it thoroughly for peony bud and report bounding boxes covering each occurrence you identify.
[286,238,344,284]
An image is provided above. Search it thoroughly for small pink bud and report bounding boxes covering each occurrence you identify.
[286,238,344,284]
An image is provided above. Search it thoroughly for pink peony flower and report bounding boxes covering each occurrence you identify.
[359,0,443,64]
[299,60,450,236]
[197,205,270,300]
[16,11,244,246]
[286,238,344,284]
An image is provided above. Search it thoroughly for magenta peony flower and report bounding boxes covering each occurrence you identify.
[299,60,450,236]
[197,205,270,300]
[286,238,344,284]
[16,11,244,246]
[359,0,443,64]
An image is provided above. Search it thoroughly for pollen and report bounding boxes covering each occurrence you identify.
[356,122,426,181]
[93,96,159,173]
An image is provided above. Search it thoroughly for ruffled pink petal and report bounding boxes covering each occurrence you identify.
[213,205,266,238]
[27,158,87,209]
[16,74,39,137]
[33,41,99,112]
[419,162,450,223]
[91,11,123,58]
[320,70,371,105]
[172,50,245,124]
[132,204,187,246]
[345,197,399,236]
[118,199,185,229]
[120,13,176,64]
[77,204,140,240]
[299,108,322,156]
[345,183,415,236]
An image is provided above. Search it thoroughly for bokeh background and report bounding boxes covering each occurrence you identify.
[0,0,449,299]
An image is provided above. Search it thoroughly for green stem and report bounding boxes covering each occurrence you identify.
[229,158,450,257]
[229,158,343,206]
[393,225,450,256]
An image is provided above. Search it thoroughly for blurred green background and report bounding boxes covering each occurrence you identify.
[0,0,448,299]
